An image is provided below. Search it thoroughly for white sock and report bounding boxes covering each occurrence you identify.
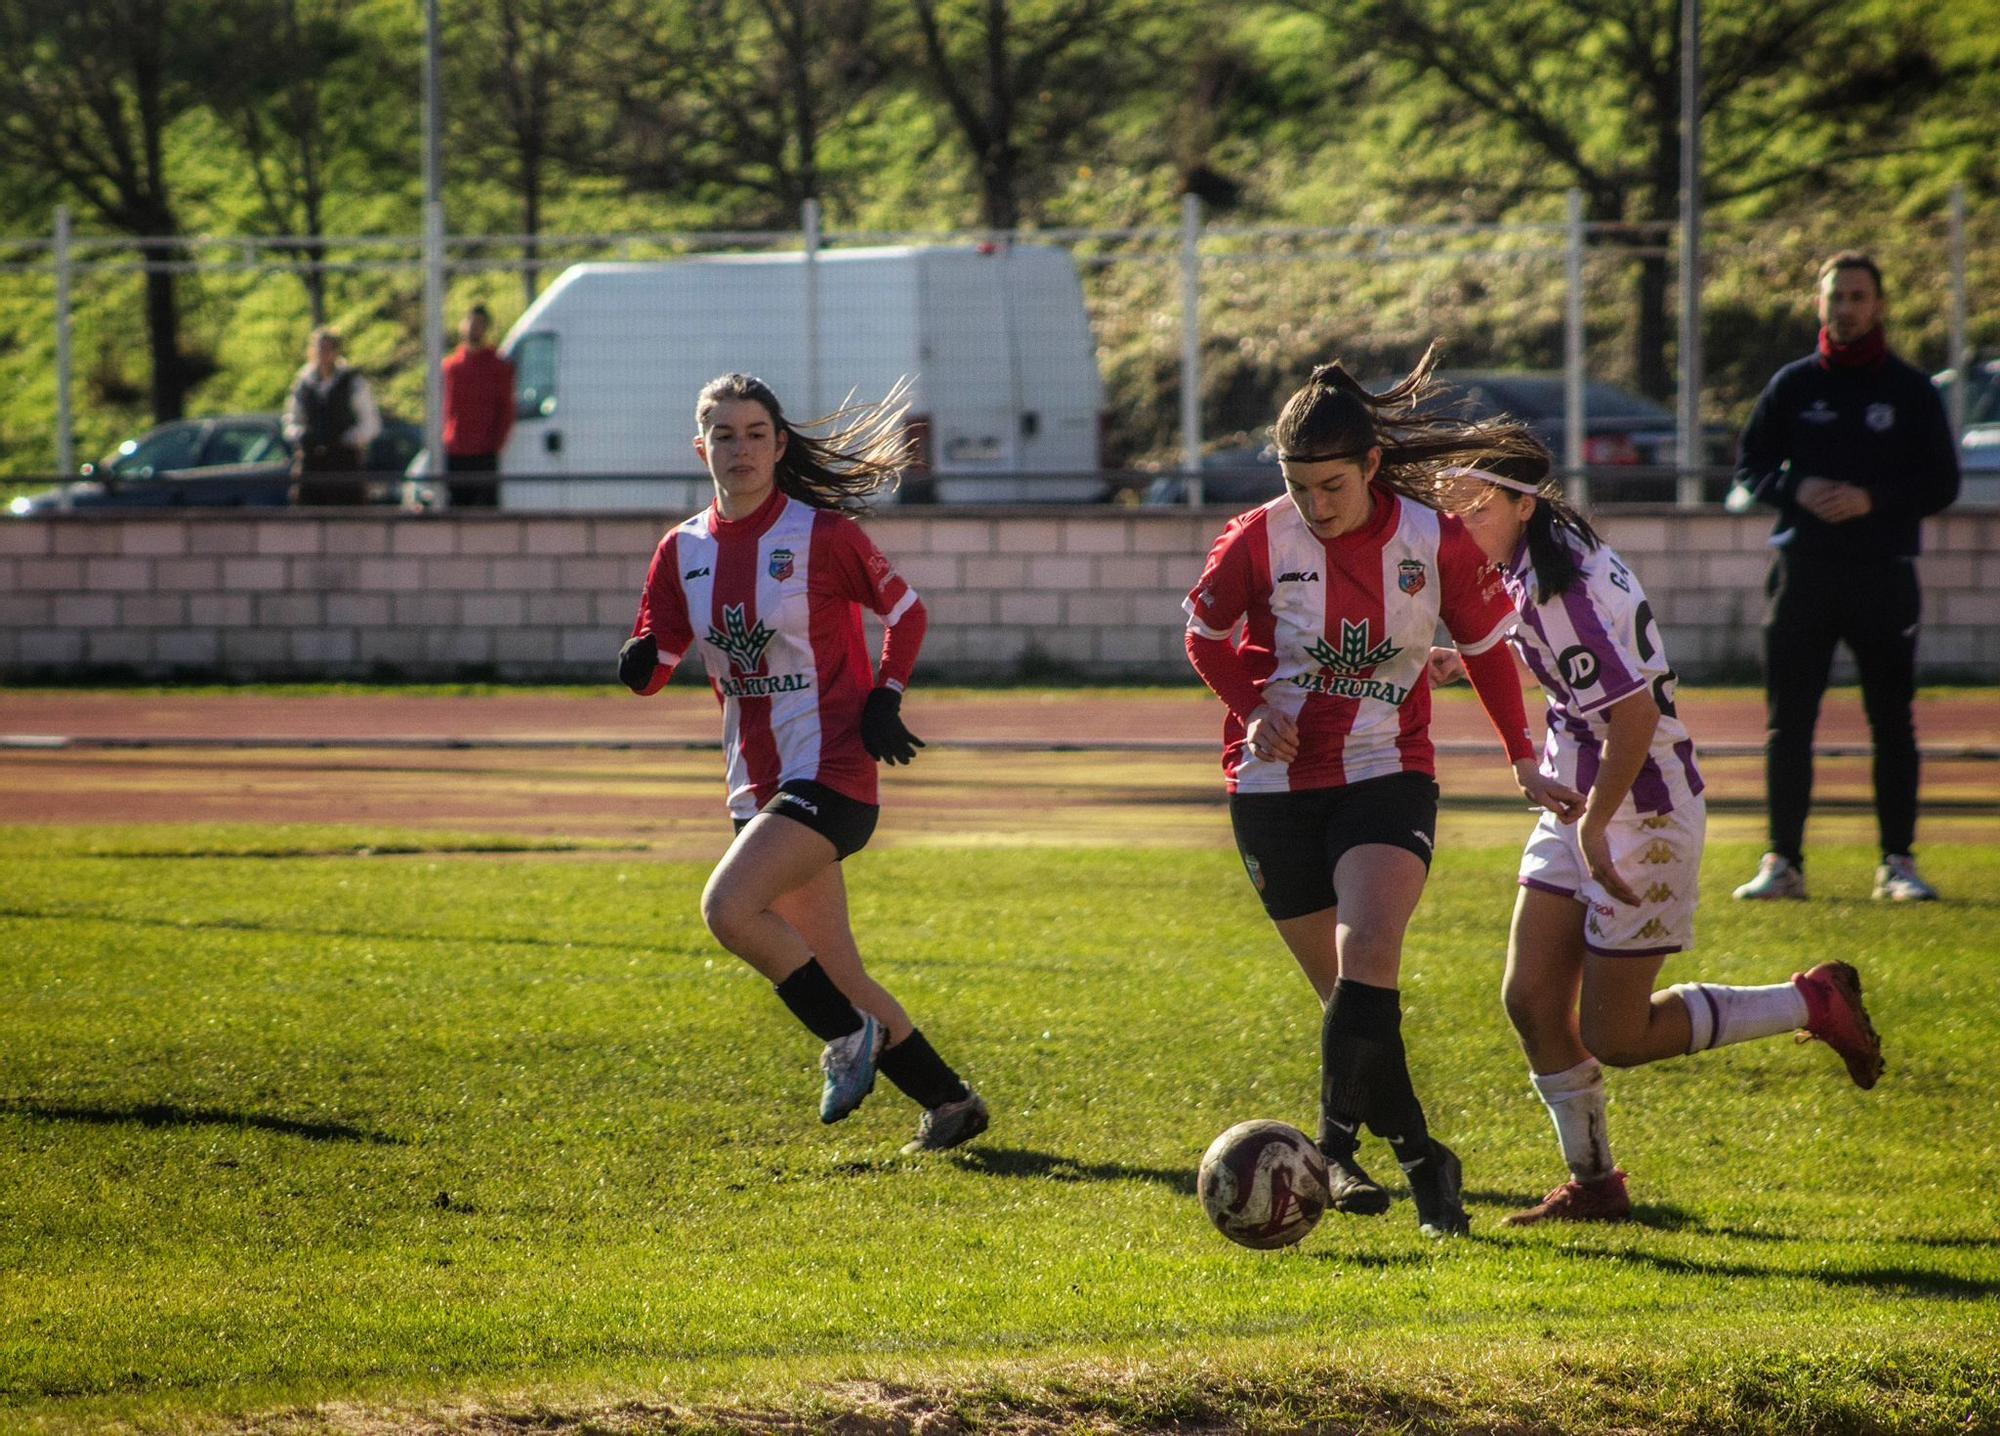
[1669,980,1809,1054]
[1529,1058,1615,1183]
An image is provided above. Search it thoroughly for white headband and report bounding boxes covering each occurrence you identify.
[1439,465,1542,497]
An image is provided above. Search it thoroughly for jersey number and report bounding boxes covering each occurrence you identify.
[1634,600,1679,719]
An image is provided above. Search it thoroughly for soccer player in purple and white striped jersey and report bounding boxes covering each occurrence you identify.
[1433,455,1887,1227]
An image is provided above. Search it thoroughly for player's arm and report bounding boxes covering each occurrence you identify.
[828,519,928,764]
[621,537,692,696]
[1577,689,1660,906]
[1184,521,1294,755]
[1864,378,1962,522]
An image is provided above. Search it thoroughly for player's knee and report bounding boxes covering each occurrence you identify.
[699,882,752,949]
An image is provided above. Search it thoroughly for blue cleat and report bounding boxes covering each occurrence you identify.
[818,1013,884,1123]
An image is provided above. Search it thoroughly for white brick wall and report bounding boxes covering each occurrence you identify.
[1,508,1994,681]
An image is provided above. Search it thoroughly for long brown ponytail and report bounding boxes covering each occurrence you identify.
[1272,344,1554,512]
[695,373,915,512]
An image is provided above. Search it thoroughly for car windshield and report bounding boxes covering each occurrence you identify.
[202,424,282,466]
[105,425,202,475]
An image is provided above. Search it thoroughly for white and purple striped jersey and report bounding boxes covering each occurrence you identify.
[1499,534,1704,815]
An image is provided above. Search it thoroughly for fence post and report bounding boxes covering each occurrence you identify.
[1563,189,1588,507]
[1948,184,1969,442]
[54,206,74,477]
[1676,0,1703,508]
[1179,193,1203,506]
[802,198,822,419]
[423,201,446,483]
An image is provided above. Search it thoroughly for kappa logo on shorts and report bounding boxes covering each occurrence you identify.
[1641,882,1676,904]
[1637,839,1678,865]
[1397,558,1426,596]
[768,548,795,581]
[1639,815,1674,830]
[1634,918,1669,941]
[1241,852,1266,891]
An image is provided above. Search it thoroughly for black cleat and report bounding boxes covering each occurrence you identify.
[1402,1139,1469,1238]
[1322,1148,1392,1216]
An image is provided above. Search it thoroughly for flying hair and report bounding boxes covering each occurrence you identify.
[1439,450,1605,603]
[1270,343,1554,513]
[696,372,916,512]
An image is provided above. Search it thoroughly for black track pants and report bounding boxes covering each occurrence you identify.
[1762,549,1921,862]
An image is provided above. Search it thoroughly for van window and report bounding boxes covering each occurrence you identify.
[513,333,557,419]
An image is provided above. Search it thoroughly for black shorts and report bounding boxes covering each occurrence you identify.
[732,779,879,861]
[1228,771,1439,921]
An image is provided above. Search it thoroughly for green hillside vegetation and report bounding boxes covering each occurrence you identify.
[0,0,1995,478]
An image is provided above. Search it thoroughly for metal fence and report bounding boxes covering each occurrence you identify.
[1,191,1992,508]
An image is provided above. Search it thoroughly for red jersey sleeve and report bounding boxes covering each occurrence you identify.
[824,516,926,690]
[629,532,695,696]
[1182,515,1256,640]
[1437,516,1516,656]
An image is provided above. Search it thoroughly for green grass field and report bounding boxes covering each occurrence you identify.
[3,818,1998,1434]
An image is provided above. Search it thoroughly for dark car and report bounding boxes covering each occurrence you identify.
[1143,371,1734,506]
[6,414,423,516]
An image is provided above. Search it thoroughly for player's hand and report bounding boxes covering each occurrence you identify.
[861,686,925,765]
[1516,758,1585,823]
[1581,821,1641,906]
[1426,646,1466,687]
[1796,477,1873,524]
[618,633,658,693]
[1245,704,1300,764]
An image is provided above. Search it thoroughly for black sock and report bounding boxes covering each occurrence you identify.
[773,957,862,1043]
[1320,978,1388,1157]
[1338,982,1433,1166]
[877,1028,969,1110]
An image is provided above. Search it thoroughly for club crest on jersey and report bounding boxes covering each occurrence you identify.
[1866,403,1895,432]
[707,603,776,674]
[768,548,795,581]
[1397,559,1426,595]
[1293,620,1409,704]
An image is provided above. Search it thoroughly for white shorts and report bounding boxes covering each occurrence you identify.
[1517,796,1707,957]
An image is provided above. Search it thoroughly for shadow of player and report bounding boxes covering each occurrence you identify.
[949,1144,1198,1196]
[0,1098,404,1146]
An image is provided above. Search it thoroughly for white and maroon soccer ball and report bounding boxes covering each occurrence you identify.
[1197,1119,1329,1249]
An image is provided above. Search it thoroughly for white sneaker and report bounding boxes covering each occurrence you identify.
[1873,854,1938,902]
[1733,852,1807,901]
[818,1014,884,1124]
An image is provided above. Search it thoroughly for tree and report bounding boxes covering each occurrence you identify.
[1296,0,1962,397]
[579,0,891,228]
[907,0,1159,230]
[0,0,214,420]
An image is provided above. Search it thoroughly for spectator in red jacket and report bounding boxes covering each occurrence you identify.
[441,304,516,507]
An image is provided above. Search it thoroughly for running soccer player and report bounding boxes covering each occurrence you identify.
[1183,350,1574,1238]
[619,373,988,1155]
[1433,455,1885,1226]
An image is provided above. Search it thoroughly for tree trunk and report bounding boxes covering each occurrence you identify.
[142,241,188,422]
[1634,252,1671,400]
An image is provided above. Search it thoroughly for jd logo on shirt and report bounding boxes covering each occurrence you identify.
[1559,644,1601,690]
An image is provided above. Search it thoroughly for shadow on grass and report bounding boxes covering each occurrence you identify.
[1565,1243,2000,1301]
[0,1098,405,1145]
[949,1144,1198,1196]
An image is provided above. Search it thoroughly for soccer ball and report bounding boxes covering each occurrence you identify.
[1197,1119,1328,1249]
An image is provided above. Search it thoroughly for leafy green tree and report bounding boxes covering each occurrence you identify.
[1292,0,1965,397]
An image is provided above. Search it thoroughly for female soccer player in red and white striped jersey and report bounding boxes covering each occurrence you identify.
[1184,349,1578,1236]
[620,374,987,1154]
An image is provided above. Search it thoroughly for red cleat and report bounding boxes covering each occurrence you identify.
[1502,1169,1632,1227]
[1793,961,1885,1090]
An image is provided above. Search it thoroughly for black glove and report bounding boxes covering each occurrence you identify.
[860,685,924,765]
[618,633,658,693]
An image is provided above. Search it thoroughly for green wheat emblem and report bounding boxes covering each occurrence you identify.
[1306,620,1402,675]
[707,603,776,673]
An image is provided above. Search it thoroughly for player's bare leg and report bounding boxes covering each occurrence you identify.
[1580,953,1688,1068]
[773,863,914,1043]
[1502,887,1630,1227]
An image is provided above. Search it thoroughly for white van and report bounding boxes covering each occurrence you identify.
[495,244,1105,509]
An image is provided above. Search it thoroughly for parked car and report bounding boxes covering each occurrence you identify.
[1933,357,2000,507]
[6,415,424,516]
[1141,441,1282,507]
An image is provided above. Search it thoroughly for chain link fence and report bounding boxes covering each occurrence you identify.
[2,193,1993,509]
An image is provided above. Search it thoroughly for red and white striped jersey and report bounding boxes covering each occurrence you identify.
[1184,489,1515,792]
[631,489,923,816]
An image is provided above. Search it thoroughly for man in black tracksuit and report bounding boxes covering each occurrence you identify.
[1730,251,1960,903]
